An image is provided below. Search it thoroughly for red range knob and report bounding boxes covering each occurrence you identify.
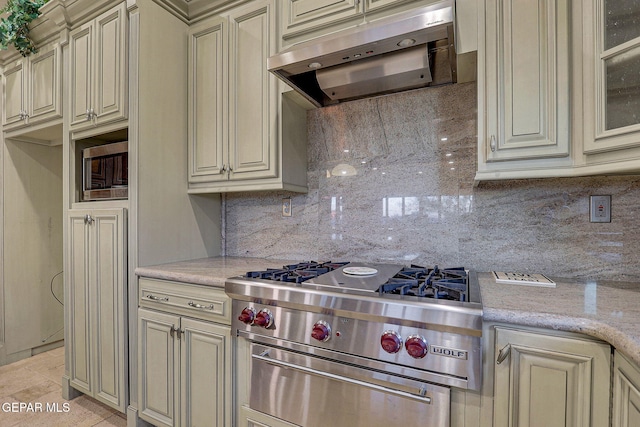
[254,309,273,328]
[405,335,428,359]
[238,307,256,324]
[380,331,403,354]
[311,321,331,342]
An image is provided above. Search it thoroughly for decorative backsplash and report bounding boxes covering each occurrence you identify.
[225,82,640,281]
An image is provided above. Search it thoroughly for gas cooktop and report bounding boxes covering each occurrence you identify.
[244,261,471,302]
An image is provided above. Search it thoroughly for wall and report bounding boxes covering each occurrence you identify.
[3,140,63,358]
[225,82,640,281]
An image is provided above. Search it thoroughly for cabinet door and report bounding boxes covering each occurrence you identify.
[139,308,180,427]
[93,2,128,126]
[3,60,26,129]
[67,208,127,411]
[69,3,128,133]
[583,1,640,153]
[613,351,640,427]
[181,318,231,427]
[67,210,92,395]
[92,209,127,412]
[188,16,228,185]
[239,406,301,427]
[69,21,94,129]
[228,0,278,181]
[280,0,362,38]
[481,0,571,162]
[28,43,62,124]
[494,327,610,427]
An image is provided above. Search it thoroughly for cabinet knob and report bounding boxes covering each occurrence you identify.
[490,135,497,152]
[220,164,227,174]
[84,214,94,225]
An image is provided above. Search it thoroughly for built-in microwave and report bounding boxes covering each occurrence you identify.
[82,141,128,201]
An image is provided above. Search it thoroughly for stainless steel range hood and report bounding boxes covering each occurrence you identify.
[267,0,457,108]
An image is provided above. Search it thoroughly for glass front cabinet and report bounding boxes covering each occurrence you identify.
[583,0,640,154]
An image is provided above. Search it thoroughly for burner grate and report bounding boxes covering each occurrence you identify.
[246,261,349,284]
[378,265,468,301]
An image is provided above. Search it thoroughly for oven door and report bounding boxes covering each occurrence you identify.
[250,343,450,427]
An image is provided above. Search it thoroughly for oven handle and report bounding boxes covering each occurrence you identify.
[252,351,432,404]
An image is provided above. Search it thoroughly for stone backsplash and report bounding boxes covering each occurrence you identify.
[225,82,640,281]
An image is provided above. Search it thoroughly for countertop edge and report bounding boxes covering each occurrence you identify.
[484,307,640,366]
[135,267,227,288]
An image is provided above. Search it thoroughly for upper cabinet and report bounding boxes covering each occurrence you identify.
[187,0,310,193]
[583,1,640,154]
[2,42,62,135]
[279,0,448,47]
[69,2,128,136]
[476,0,640,181]
[476,0,575,180]
[280,0,363,39]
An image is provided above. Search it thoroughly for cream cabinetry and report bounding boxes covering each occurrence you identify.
[582,1,640,156]
[187,0,309,193]
[279,0,444,46]
[476,0,640,181]
[476,0,574,180]
[239,406,300,427]
[69,2,128,134]
[138,278,231,427]
[612,351,640,427]
[2,42,62,134]
[493,326,611,427]
[66,207,127,412]
[280,0,363,39]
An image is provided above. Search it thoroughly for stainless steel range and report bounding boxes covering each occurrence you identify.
[225,261,482,427]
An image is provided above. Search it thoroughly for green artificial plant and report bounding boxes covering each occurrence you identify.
[0,0,50,57]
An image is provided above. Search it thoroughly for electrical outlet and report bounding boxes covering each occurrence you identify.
[590,195,611,223]
[282,197,292,217]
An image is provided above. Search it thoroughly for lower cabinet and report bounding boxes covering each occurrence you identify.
[67,208,127,412]
[239,406,300,427]
[612,351,640,427]
[493,327,611,427]
[137,279,231,427]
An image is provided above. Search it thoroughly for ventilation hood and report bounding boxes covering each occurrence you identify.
[267,0,457,108]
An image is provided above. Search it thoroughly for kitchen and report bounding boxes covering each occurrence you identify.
[0,0,638,426]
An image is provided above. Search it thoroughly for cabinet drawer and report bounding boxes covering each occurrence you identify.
[139,278,230,325]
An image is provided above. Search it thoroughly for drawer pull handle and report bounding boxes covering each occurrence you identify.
[147,294,169,302]
[496,344,511,364]
[188,301,214,310]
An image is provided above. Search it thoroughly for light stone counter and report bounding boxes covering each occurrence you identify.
[135,256,296,288]
[477,271,640,366]
[135,259,640,366]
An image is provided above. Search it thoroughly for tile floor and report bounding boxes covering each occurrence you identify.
[0,346,127,427]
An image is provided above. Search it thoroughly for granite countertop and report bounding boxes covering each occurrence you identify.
[136,258,640,366]
[135,256,296,288]
[478,271,640,366]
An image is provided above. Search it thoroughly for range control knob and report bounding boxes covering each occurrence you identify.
[254,309,273,328]
[311,320,332,342]
[405,335,428,359]
[238,307,256,325]
[380,331,403,354]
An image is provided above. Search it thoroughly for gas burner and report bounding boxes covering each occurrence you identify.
[245,261,349,284]
[378,265,468,301]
